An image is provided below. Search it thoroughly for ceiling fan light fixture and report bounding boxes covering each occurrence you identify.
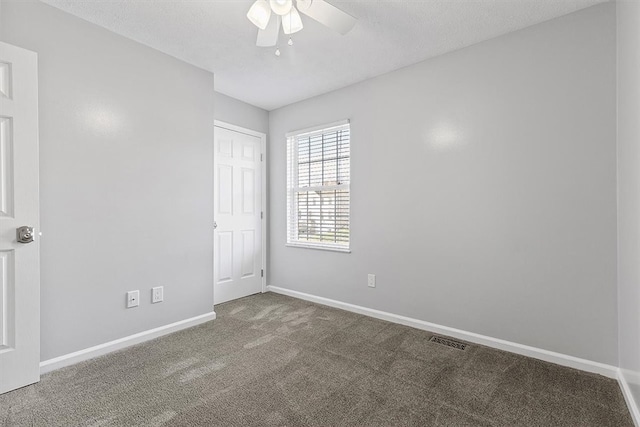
[270,0,293,16]
[282,7,303,35]
[247,0,272,30]
[251,0,356,48]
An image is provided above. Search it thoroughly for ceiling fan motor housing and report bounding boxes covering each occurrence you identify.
[296,0,313,12]
[270,0,293,16]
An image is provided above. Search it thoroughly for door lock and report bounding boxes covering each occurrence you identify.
[16,226,34,244]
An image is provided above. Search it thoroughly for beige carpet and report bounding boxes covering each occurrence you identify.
[0,292,633,426]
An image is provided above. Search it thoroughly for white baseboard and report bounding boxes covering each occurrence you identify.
[618,369,640,426]
[267,286,618,379]
[40,311,216,374]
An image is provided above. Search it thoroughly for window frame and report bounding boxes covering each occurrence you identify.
[286,120,351,253]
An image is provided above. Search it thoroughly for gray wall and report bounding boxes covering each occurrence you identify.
[268,4,618,364]
[0,0,621,369]
[214,91,269,135]
[617,0,640,411]
[1,0,215,361]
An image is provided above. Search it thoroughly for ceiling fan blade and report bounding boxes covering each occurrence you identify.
[257,15,281,47]
[298,0,356,35]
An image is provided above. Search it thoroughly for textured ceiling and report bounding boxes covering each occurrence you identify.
[41,0,607,110]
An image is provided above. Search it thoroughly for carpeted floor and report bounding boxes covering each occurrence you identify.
[0,292,633,426]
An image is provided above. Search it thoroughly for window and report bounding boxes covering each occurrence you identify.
[287,120,350,252]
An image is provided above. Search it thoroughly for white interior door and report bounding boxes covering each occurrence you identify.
[0,42,40,394]
[214,125,263,304]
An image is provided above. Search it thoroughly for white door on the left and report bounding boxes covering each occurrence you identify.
[0,42,40,394]
[214,125,263,305]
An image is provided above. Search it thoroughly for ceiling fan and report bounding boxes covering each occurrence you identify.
[247,0,357,50]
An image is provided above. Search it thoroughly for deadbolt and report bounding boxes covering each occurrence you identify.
[17,226,34,244]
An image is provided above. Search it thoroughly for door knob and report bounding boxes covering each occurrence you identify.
[213,221,218,229]
[17,226,34,244]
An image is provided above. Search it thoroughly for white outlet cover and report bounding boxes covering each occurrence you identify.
[152,286,164,303]
[368,274,376,288]
[127,290,140,308]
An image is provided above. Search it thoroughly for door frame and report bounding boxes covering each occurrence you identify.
[213,120,267,299]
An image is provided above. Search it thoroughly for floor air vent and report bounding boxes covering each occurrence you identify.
[429,336,467,350]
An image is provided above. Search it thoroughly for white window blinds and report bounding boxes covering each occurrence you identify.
[287,121,350,251]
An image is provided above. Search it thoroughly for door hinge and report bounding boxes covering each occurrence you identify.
[261,211,264,219]
[261,269,264,278]
[260,153,264,161]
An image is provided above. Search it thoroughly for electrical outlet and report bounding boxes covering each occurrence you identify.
[152,286,164,304]
[126,290,140,308]
[368,274,376,288]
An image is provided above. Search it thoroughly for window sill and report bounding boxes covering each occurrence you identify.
[286,243,351,253]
